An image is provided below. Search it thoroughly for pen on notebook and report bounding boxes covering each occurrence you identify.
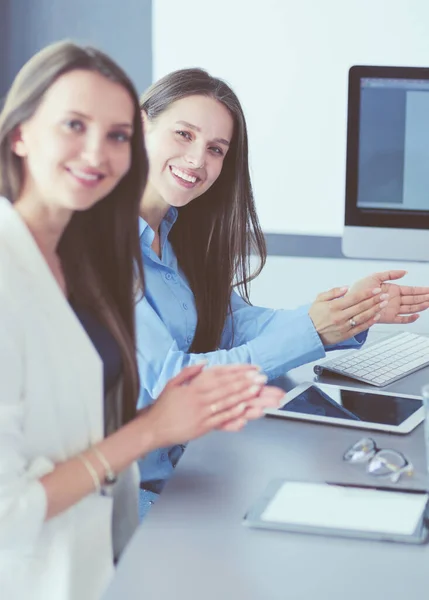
[326,481,427,496]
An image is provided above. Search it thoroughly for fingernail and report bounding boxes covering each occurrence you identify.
[374,313,381,321]
[380,300,388,308]
[380,293,389,300]
[340,286,349,293]
[247,384,260,394]
[246,372,267,383]
[372,287,382,294]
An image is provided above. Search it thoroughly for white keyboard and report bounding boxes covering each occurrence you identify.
[313,332,429,387]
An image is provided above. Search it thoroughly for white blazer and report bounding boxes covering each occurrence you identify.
[0,197,139,600]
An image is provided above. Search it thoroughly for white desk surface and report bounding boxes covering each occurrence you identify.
[103,335,429,600]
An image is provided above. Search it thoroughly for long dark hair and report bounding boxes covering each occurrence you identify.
[140,68,266,352]
[0,41,147,425]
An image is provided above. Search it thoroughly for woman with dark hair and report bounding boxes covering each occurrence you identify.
[135,67,429,507]
[0,46,283,600]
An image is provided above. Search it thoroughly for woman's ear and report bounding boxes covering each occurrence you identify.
[141,109,149,133]
[10,126,27,157]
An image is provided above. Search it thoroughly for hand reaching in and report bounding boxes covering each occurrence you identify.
[348,270,429,325]
[308,285,386,345]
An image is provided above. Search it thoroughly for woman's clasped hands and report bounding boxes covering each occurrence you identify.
[137,363,285,448]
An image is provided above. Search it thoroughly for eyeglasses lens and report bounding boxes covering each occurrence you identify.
[368,449,407,476]
[344,438,376,463]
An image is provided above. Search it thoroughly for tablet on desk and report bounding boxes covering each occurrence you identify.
[265,382,424,434]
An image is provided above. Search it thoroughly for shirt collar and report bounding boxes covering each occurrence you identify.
[139,206,178,246]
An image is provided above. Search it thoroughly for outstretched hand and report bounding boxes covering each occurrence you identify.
[308,285,386,345]
[349,270,429,325]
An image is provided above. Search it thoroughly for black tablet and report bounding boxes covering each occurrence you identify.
[265,382,424,434]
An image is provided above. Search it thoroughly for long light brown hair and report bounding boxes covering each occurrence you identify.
[0,41,147,425]
[140,68,266,352]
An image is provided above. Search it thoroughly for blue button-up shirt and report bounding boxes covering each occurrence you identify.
[135,208,367,485]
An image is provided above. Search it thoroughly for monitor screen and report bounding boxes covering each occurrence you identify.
[358,76,429,213]
[342,65,429,261]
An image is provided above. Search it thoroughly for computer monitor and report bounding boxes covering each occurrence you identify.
[342,65,429,261]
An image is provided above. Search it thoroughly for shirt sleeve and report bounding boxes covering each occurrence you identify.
[136,290,369,408]
[222,292,368,351]
[0,297,53,552]
[325,329,368,350]
[224,292,368,351]
[137,291,349,408]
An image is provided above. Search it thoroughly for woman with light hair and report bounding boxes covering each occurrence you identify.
[0,44,283,600]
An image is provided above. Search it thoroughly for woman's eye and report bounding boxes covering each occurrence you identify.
[65,119,84,132]
[176,130,192,141]
[209,146,224,156]
[109,131,131,143]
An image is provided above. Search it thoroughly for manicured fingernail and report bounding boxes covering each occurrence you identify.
[374,313,381,321]
[380,293,389,300]
[246,372,267,383]
[340,286,349,293]
[248,385,260,394]
[380,300,388,308]
[372,287,382,294]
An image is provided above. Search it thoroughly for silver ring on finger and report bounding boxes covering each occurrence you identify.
[210,403,218,415]
[349,317,357,328]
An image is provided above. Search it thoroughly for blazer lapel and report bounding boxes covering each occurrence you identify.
[0,197,104,443]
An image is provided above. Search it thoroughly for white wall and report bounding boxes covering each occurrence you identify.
[249,255,429,334]
[153,0,429,236]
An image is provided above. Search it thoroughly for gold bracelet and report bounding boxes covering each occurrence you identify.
[91,447,117,486]
[78,454,101,494]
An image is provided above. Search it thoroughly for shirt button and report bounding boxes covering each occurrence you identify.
[182,303,188,310]
[187,335,192,343]
[160,452,168,462]
[165,273,172,280]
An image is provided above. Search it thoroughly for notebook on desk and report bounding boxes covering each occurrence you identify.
[243,479,429,544]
